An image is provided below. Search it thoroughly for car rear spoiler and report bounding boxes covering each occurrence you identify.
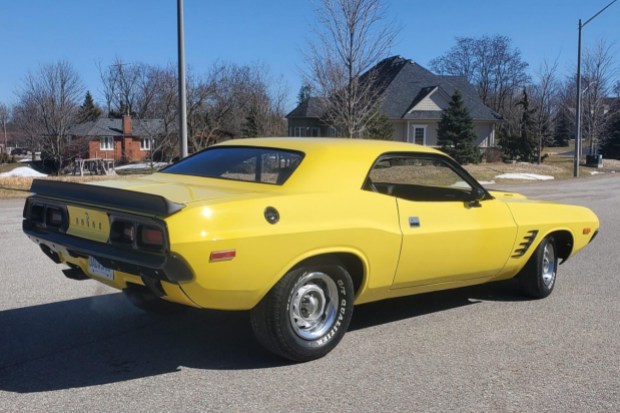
[28,179,185,217]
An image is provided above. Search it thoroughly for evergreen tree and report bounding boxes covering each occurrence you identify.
[601,111,620,159]
[76,91,102,123]
[297,83,313,104]
[515,88,537,162]
[437,90,480,164]
[365,113,394,140]
[241,106,261,138]
[553,109,572,147]
[498,126,521,161]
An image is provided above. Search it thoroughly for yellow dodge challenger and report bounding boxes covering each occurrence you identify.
[23,138,599,361]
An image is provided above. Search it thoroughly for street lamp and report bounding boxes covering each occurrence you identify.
[574,0,618,177]
[177,0,188,159]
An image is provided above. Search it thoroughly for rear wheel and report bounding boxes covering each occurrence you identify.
[519,236,558,299]
[250,262,354,362]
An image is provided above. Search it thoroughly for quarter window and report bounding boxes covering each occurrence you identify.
[162,146,304,185]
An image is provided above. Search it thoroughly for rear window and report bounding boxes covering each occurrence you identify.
[161,146,304,185]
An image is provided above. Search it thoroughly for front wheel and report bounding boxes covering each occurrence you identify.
[518,236,558,299]
[250,262,354,362]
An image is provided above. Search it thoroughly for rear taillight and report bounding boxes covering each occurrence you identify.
[24,200,66,231]
[108,216,168,252]
[30,204,45,223]
[139,225,164,250]
[46,206,65,228]
[110,220,136,245]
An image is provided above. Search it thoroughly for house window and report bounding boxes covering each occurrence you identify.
[100,136,113,151]
[292,127,320,137]
[141,138,153,151]
[407,124,427,145]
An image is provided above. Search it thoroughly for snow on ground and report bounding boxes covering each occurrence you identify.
[495,173,554,181]
[0,167,47,177]
[114,162,168,171]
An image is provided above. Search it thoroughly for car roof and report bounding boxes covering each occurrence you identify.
[214,137,445,192]
[218,137,440,155]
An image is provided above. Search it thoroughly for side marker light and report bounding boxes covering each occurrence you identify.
[210,250,236,262]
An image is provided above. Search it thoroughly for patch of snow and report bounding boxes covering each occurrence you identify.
[590,171,604,175]
[479,180,496,186]
[495,173,554,181]
[115,162,168,171]
[0,167,47,177]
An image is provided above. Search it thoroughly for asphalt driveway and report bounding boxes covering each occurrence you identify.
[1,175,618,412]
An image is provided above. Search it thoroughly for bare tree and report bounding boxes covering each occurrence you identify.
[431,35,530,115]
[144,65,180,161]
[581,40,616,155]
[530,60,560,162]
[0,103,10,154]
[15,61,83,172]
[304,0,397,138]
[99,59,158,118]
[187,62,286,150]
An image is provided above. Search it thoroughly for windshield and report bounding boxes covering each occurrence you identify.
[161,146,304,185]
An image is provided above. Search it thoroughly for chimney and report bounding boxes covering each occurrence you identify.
[122,114,133,136]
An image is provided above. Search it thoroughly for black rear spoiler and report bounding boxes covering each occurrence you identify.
[28,179,185,217]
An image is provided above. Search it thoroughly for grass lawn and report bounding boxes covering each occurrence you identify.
[2,146,619,199]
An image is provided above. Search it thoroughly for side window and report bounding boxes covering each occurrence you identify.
[365,154,476,202]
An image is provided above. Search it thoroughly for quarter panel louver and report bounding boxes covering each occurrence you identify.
[512,230,539,258]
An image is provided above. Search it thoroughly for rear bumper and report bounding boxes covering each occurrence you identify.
[23,221,194,283]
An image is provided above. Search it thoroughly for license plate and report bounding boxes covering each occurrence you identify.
[88,256,114,280]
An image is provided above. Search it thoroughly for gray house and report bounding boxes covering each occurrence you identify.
[287,56,501,147]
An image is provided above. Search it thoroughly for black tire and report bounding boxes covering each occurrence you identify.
[123,284,188,315]
[518,236,558,299]
[250,262,354,362]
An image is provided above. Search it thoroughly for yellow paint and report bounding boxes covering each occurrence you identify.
[66,206,110,243]
[41,138,599,311]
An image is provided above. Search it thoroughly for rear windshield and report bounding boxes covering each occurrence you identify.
[161,146,304,185]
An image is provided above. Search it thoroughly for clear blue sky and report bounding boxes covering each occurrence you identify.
[1,0,618,112]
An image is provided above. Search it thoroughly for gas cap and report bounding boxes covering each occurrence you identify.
[264,206,280,224]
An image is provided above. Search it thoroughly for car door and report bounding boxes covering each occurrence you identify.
[366,153,518,289]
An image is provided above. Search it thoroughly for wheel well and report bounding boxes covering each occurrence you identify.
[292,253,365,295]
[550,230,573,261]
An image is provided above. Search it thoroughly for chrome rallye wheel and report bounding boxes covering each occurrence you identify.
[251,262,354,362]
[519,236,558,299]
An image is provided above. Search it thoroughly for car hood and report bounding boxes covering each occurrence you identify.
[91,173,275,205]
[488,190,528,200]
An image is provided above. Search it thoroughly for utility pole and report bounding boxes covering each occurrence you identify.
[2,119,6,155]
[177,0,188,159]
[574,0,617,177]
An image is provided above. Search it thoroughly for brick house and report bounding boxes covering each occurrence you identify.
[287,56,501,148]
[68,115,165,162]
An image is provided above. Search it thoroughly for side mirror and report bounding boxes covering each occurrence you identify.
[467,187,486,207]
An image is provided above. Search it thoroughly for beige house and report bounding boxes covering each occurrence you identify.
[287,56,501,147]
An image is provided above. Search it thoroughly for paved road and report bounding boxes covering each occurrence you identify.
[1,176,619,412]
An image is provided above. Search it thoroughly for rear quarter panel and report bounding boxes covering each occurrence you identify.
[165,190,403,310]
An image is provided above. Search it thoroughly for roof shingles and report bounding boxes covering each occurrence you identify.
[287,56,500,122]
